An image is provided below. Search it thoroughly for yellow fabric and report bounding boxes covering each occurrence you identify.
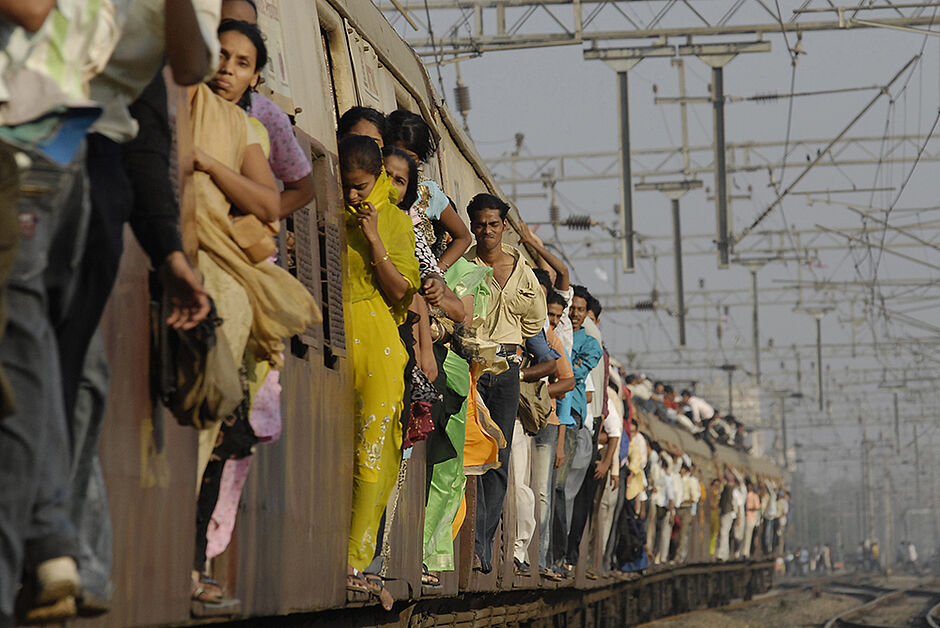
[345,170,419,322]
[464,243,546,345]
[248,116,270,157]
[190,84,320,369]
[345,169,419,571]
[626,434,645,501]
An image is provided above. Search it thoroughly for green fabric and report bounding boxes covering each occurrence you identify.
[444,257,491,319]
[423,258,490,570]
[422,393,468,571]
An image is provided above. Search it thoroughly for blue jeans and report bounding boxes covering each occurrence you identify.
[0,144,87,625]
[532,423,557,570]
[473,362,520,567]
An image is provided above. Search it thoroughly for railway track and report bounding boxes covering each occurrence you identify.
[822,579,940,628]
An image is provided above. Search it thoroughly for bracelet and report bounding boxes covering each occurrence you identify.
[371,253,390,266]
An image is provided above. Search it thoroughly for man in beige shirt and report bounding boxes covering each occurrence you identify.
[465,193,546,573]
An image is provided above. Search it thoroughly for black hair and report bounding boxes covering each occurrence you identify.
[467,193,510,221]
[680,389,692,398]
[587,295,602,318]
[546,290,567,309]
[218,21,268,72]
[653,381,664,389]
[385,109,437,162]
[337,106,387,141]
[572,284,592,304]
[339,134,383,178]
[532,268,552,292]
[381,146,418,210]
[663,384,674,394]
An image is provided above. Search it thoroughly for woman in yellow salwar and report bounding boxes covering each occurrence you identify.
[339,135,420,600]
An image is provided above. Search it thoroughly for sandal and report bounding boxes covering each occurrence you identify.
[346,567,369,594]
[191,579,223,604]
[362,574,394,611]
[421,565,442,587]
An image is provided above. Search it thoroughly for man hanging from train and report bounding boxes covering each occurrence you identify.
[464,193,547,574]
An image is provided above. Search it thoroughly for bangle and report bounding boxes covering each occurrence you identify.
[371,253,390,266]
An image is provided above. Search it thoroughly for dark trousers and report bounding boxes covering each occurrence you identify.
[473,362,520,566]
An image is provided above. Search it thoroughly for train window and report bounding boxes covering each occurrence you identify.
[292,129,346,367]
[286,129,324,353]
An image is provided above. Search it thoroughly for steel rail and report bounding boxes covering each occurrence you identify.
[927,598,940,628]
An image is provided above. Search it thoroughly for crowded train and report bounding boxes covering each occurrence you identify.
[0,1,785,625]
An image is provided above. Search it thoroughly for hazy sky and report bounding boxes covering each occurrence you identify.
[382,1,940,484]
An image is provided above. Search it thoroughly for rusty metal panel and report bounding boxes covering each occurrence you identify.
[232,358,354,615]
[84,234,197,628]
[383,442,426,603]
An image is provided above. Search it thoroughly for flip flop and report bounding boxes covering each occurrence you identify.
[191,579,223,604]
[346,567,369,593]
[421,565,442,587]
[362,574,394,611]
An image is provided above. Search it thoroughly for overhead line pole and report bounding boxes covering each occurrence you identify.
[618,70,634,272]
[584,44,677,273]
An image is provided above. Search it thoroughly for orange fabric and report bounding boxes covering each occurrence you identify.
[452,494,466,539]
[462,369,502,475]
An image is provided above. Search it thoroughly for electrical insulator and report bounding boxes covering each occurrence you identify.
[549,204,559,225]
[565,215,592,230]
[454,80,471,120]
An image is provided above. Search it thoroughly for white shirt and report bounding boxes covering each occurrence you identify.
[680,474,700,505]
[732,484,747,520]
[554,285,574,355]
[670,471,683,506]
[90,0,222,142]
[686,396,715,423]
[584,375,596,429]
[603,395,623,440]
[629,378,652,401]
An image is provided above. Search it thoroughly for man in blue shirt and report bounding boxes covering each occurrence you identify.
[549,286,602,574]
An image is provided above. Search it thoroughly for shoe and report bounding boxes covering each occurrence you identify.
[513,558,530,576]
[35,557,80,605]
[23,596,77,624]
[77,580,113,617]
[472,554,492,574]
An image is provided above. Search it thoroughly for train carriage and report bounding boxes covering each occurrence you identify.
[82,1,781,626]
